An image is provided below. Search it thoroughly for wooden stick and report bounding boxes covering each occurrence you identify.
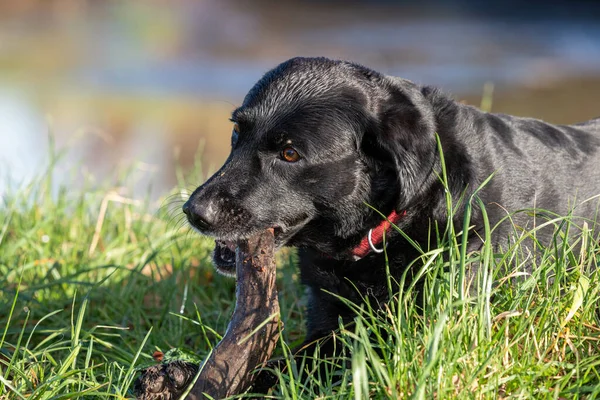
[134,229,280,399]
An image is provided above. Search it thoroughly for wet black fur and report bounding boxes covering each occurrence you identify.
[184,57,600,390]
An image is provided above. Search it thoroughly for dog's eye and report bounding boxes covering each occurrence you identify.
[281,146,301,162]
[231,123,240,146]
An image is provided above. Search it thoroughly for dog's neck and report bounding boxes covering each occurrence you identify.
[350,209,406,260]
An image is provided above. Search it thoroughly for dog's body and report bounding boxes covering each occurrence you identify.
[183,57,600,387]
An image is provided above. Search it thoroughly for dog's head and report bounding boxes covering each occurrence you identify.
[183,57,438,275]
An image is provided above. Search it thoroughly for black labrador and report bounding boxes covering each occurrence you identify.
[183,57,600,390]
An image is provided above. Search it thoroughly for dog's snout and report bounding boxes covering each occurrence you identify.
[183,199,216,232]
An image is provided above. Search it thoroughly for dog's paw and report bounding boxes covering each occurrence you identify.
[249,358,284,395]
[133,360,199,400]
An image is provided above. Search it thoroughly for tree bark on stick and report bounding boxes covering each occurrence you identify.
[134,229,280,399]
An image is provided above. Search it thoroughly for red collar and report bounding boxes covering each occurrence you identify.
[351,210,406,260]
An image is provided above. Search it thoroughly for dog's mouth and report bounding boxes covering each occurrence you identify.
[211,225,294,277]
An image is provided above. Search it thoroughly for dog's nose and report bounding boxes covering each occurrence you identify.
[182,201,191,217]
[182,199,214,231]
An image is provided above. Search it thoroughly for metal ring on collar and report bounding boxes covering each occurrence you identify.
[367,229,386,253]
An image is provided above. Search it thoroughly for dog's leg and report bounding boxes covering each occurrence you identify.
[250,332,344,394]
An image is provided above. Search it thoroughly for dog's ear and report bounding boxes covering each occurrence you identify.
[364,78,438,208]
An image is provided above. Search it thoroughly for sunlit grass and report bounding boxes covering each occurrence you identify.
[1,140,599,399]
[278,201,600,399]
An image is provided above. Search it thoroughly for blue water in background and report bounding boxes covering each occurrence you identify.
[73,19,600,97]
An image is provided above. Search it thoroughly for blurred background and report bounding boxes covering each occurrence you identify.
[1,0,599,199]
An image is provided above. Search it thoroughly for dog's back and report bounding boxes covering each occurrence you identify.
[574,116,600,133]
[473,112,600,253]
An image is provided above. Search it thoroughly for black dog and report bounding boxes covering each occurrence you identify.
[183,57,600,389]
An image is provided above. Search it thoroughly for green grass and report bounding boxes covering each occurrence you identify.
[1,143,599,399]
